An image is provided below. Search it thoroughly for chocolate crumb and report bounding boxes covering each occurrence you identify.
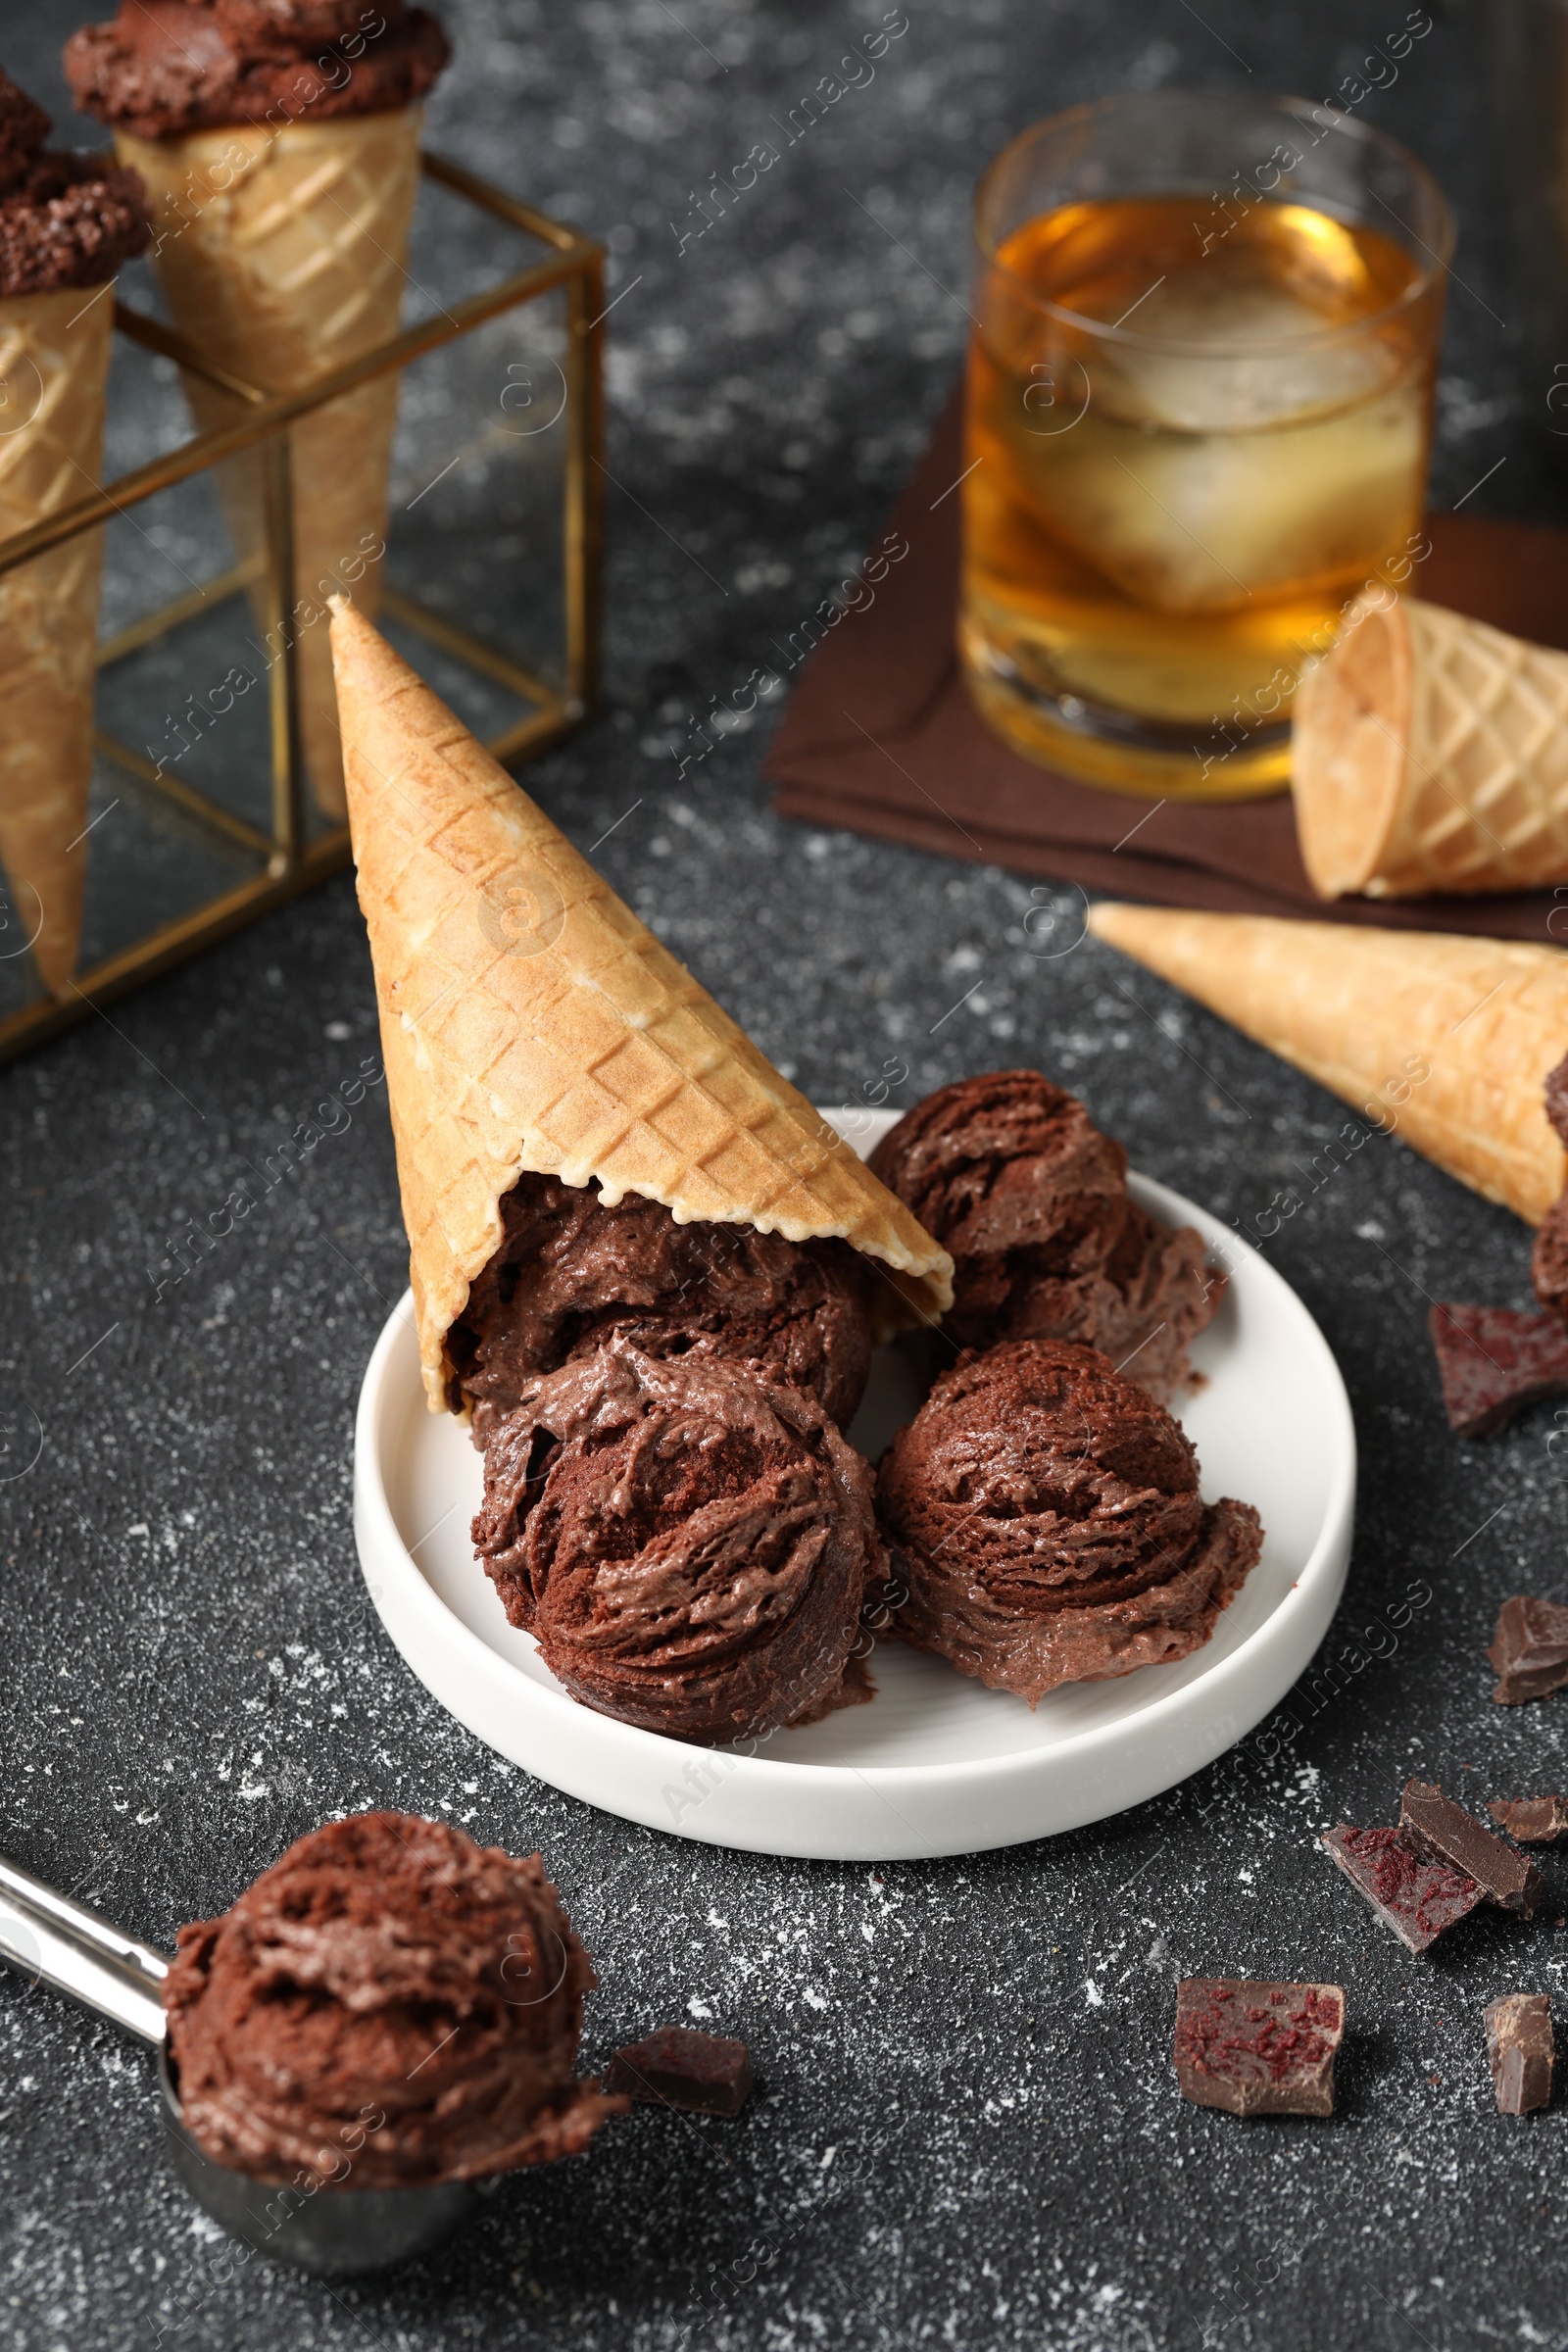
[1400,1780,1544,1917]
[1484,1993,1554,2116]
[1429,1303,1568,1438]
[1489,1595,1568,1705]
[605,2028,753,2118]
[1173,1978,1344,2117]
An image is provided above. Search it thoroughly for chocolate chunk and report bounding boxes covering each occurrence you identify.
[1489,1795,1568,1844]
[605,2028,753,2118]
[1173,1978,1344,2117]
[1489,1595,1568,1704]
[1429,1304,1568,1438]
[1484,1993,1555,2115]
[1321,1825,1485,1953]
[1400,1780,1544,1917]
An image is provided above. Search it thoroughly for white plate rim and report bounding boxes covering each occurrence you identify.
[353,1112,1356,1856]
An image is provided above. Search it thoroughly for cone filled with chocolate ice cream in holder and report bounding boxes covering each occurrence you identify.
[115,112,423,817]
[1087,904,1568,1225]
[0,287,113,994]
[0,60,147,1002]
[330,599,953,1411]
[1293,589,1568,901]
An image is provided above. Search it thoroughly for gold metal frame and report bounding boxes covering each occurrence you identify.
[0,152,604,1062]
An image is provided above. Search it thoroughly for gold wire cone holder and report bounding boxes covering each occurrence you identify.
[0,152,604,1063]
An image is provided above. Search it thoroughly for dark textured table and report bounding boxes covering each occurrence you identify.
[4,5,1567,2348]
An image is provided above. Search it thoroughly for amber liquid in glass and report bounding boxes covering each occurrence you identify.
[961,195,1433,794]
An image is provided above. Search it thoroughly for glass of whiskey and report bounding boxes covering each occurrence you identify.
[961,90,1452,800]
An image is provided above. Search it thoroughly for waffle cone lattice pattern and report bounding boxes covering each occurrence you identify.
[1089,902,1568,1226]
[118,114,421,816]
[1295,592,1568,900]
[332,600,953,1407]
[0,288,112,995]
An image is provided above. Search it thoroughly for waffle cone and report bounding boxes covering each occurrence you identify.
[331,601,954,1410]
[1087,903,1568,1225]
[0,287,113,997]
[117,112,421,817]
[1294,591,1568,899]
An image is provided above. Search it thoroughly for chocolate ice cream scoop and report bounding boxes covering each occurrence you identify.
[0,69,50,194]
[877,1339,1261,1705]
[449,1170,873,1432]
[473,1337,883,1743]
[0,68,147,295]
[1544,1048,1568,1151]
[867,1071,1221,1401]
[165,1813,620,2189]
[64,1,449,138]
[1531,1049,1568,1313]
[1532,1199,1568,1315]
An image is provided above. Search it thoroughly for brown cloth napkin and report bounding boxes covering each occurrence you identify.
[766,388,1568,936]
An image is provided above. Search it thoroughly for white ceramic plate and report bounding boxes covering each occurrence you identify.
[354,1110,1355,1860]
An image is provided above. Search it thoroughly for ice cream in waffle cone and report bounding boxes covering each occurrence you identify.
[0,73,147,996]
[329,598,954,1412]
[66,4,451,819]
[1087,902,1568,1225]
[1294,590,1568,901]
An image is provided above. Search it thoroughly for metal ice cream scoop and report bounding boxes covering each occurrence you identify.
[0,1853,476,2276]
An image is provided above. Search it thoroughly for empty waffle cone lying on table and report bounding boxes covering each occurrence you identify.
[1087,904,1568,1225]
[329,598,954,1411]
[1293,590,1568,900]
[115,113,423,819]
[0,289,113,996]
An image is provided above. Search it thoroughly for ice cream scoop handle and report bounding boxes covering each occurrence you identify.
[0,1852,170,2045]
